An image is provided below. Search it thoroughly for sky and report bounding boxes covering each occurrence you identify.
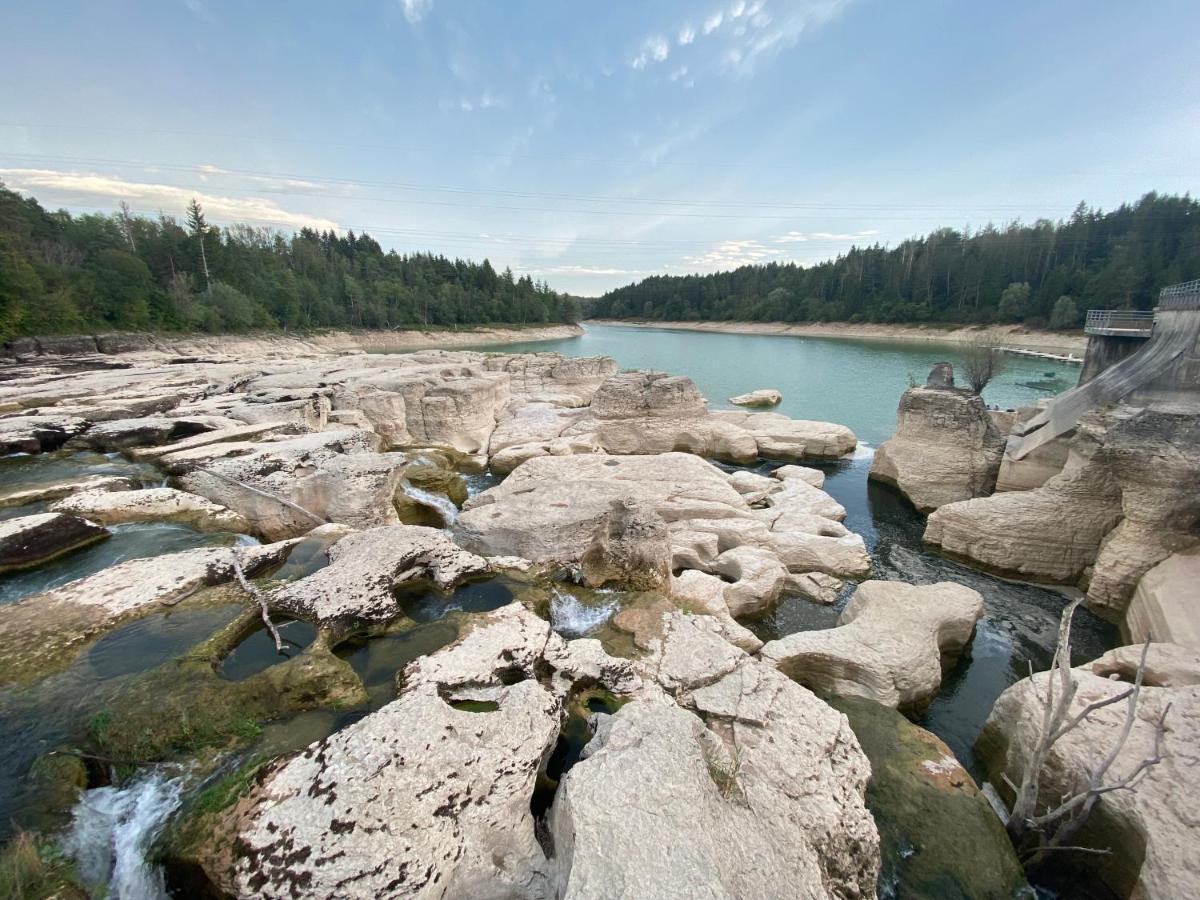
[1,0,1197,296]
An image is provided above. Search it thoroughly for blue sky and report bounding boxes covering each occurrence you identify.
[1,0,1197,295]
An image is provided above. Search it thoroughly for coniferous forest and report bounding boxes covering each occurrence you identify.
[588,193,1199,328]
[0,184,581,341]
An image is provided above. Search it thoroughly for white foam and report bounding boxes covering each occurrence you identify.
[549,587,619,638]
[400,480,459,528]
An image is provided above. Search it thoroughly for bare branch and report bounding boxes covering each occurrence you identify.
[230,548,283,654]
[198,467,327,526]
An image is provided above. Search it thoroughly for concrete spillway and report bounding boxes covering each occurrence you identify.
[1008,281,1200,460]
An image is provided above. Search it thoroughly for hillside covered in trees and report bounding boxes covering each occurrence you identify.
[0,184,581,340]
[588,193,1199,328]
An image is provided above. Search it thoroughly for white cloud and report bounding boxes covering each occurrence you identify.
[729,0,747,18]
[194,163,319,191]
[631,36,670,69]
[703,11,724,33]
[716,0,853,75]
[0,168,339,232]
[775,229,881,243]
[400,0,432,24]
[669,65,690,82]
[678,25,695,45]
[685,239,784,269]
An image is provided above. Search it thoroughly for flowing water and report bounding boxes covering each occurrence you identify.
[486,323,1118,779]
[398,479,459,528]
[62,768,186,899]
[548,586,620,638]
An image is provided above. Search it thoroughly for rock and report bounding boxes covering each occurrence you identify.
[0,512,109,573]
[1126,549,1200,649]
[0,541,295,684]
[178,429,406,541]
[710,545,787,618]
[784,571,844,605]
[668,570,764,652]
[208,604,634,899]
[552,610,880,899]
[709,410,857,461]
[925,407,1200,617]
[68,414,238,451]
[924,442,1122,585]
[1084,409,1200,617]
[578,499,673,591]
[976,657,1200,900]
[728,389,782,407]
[1088,642,1200,688]
[0,414,88,454]
[50,487,250,533]
[870,378,1006,513]
[458,453,869,588]
[925,362,955,389]
[761,580,984,710]
[0,475,132,509]
[267,525,490,627]
[589,371,707,419]
[830,695,1027,899]
[128,420,296,461]
[771,464,826,488]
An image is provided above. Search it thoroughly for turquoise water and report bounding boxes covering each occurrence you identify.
[488,323,1117,779]
[488,323,1079,446]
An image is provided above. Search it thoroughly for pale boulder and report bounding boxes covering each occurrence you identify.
[728,388,782,407]
[761,580,984,710]
[51,487,251,533]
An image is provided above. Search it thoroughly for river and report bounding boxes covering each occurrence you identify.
[485,323,1117,777]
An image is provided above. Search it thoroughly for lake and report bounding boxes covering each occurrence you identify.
[487,323,1117,777]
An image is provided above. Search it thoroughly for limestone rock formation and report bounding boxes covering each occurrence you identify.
[0,540,296,684]
[729,388,782,407]
[178,429,406,540]
[925,407,1200,619]
[869,367,1006,513]
[1126,549,1200,649]
[0,512,109,573]
[709,409,857,460]
[0,474,132,509]
[977,652,1200,899]
[563,610,882,899]
[761,580,984,710]
[51,487,251,533]
[454,453,870,594]
[266,524,490,627]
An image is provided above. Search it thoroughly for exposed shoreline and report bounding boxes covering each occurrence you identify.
[586,319,1087,354]
[2,323,584,363]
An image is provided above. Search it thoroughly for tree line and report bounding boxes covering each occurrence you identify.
[0,184,582,340]
[587,193,1199,329]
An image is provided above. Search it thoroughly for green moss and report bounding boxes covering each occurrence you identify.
[831,696,1029,900]
[0,832,87,900]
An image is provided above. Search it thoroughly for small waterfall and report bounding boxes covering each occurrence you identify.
[62,768,185,900]
[549,588,619,638]
[400,480,459,528]
[851,442,876,461]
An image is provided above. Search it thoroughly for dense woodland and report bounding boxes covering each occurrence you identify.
[0,184,581,340]
[588,193,1199,328]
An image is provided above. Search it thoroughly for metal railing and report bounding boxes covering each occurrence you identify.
[1159,279,1200,311]
[1084,309,1155,337]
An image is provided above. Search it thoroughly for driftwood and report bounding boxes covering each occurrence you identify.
[197,467,327,526]
[229,548,283,655]
[1005,598,1169,866]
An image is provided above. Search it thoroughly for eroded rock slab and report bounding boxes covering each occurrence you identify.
[0,512,109,573]
[761,580,984,710]
[51,487,250,533]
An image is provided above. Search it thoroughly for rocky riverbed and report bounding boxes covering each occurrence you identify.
[0,336,1192,899]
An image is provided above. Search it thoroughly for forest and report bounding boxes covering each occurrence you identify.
[587,193,1199,328]
[0,184,581,340]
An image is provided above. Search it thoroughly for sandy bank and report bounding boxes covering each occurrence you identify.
[586,319,1086,354]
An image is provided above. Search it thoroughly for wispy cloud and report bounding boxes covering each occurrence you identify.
[195,164,319,191]
[678,25,695,45]
[400,0,431,24]
[685,239,784,269]
[519,264,650,277]
[704,11,724,34]
[775,228,880,243]
[0,168,339,231]
[183,0,214,23]
[631,35,670,69]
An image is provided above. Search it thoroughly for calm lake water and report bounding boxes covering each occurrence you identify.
[490,323,1117,777]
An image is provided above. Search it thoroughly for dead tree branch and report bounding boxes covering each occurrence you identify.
[230,548,283,655]
[198,467,327,526]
